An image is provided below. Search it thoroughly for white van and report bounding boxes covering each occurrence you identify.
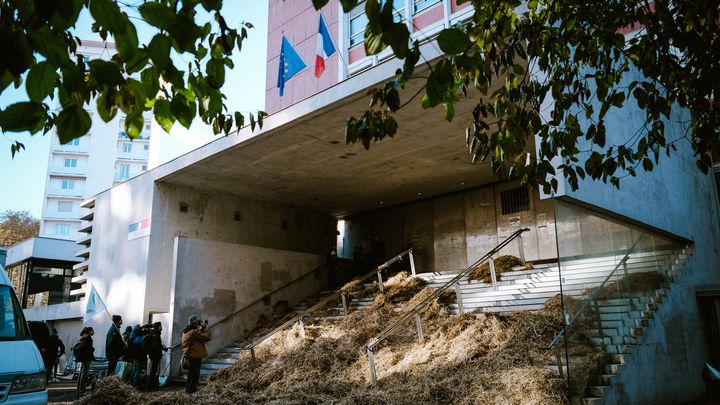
[0,266,48,404]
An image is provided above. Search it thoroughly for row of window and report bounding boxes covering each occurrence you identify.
[349,0,442,47]
[119,143,150,153]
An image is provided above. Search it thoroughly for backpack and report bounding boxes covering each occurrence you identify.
[72,340,86,362]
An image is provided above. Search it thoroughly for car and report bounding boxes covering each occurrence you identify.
[0,265,48,405]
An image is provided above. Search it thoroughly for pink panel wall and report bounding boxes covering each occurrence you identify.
[451,0,471,13]
[412,3,444,32]
[265,0,340,115]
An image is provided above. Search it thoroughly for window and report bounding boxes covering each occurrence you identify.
[0,285,31,339]
[55,224,70,235]
[414,0,441,13]
[349,2,404,47]
[122,143,132,153]
[500,187,530,215]
[119,164,130,179]
[64,158,77,168]
[349,9,368,47]
[141,165,147,171]
[118,131,129,139]
[144,121,151,131]
[144,145,149,151]
[67,138,80,146]
[58,201,73,212]
[61,180,75,190]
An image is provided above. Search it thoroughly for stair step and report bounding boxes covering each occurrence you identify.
[582,397,605,405]
[589,386,609,397]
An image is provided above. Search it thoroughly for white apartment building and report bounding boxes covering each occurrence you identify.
[39,41,153,242]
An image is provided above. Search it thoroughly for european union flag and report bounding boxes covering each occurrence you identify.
[277,36,307,96]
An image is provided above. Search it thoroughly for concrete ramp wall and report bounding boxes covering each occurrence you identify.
[168,237,325,375]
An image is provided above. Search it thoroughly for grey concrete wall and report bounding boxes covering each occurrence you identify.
[554,69,720,402]
[167,237,325,372]
[145,183,336,317]
[344,181,557,273]
[24,300,84,322]
[87,173,155,348]
[598,255,713,404]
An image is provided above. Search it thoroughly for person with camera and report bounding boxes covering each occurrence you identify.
[144,322,167,390]
[74,327,95,397]
[127,324,148,389]
[181,315,211,394]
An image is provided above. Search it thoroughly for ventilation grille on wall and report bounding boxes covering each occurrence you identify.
[500,187,530,215]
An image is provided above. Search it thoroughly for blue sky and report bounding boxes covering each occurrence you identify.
[0,1,269,218]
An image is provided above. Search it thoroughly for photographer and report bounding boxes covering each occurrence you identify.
[127,324,149,389]
[144,322,166,390]
[181,315,211,394]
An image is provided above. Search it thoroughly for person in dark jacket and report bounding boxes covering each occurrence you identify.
[105,315,125,377]
[145,322,166,390]
[181,315,211,394]
[128,325,147,388]
[46,329,65,381]
[75,327,95,397]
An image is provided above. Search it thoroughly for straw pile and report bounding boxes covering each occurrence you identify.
[591,271,662,299]
[467,255,525,283]
[78,275,600,405]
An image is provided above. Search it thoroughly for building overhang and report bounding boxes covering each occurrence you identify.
[157,43,517,217]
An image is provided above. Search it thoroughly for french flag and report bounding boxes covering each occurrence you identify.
[314,14,336,78]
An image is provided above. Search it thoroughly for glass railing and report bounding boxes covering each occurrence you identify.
[548,199,687,398]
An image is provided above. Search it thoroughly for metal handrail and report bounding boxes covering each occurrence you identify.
[167,262,329,351]
[365,228,529,352]
[243,248,416,353]
[545,232,647,351]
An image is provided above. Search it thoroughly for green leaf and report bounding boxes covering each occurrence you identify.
[56,105,91,143]
[206,59,225,89]
[148,34,171,70]
[200,0,222,11]
[26,62,57,102]
[170,94,195,128]
[125,113,144,138]
[139,2,178,31]
[89,0,126,33]
[89,60,125,87]
[153,99,175,133]
[115,19,140,60]
[312,0,330,9]
[96,89,119,122]
[0,102,46,133]
[235,111,245,128]
[437,28,472,55]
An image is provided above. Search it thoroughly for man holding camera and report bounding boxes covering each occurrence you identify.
[181,315,211,394]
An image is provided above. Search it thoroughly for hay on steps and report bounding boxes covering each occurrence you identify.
[467,255,525,283]
[85,277,603,405]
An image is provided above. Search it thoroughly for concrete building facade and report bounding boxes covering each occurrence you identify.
[20,2,720,403]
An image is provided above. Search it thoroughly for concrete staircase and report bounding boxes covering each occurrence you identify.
[415,249,677,314]
[197,245,691,403]
[199,286,384,380]
[569,247,692,405]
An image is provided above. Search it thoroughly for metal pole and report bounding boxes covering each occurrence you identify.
[250,348,256,369]
[517,234,526,265]
[454,283,464,315]
[409,250,416,276]
[367,347,378,387]
[489,257,498,291]
[341,292,349,316]
[298,317,305,339]
[414,313,424,341]
[623,260,629,293]
[555,349,565,380]
[377,270,384,293]
[593,300,603,343]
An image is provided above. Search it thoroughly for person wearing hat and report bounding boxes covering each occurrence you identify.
[181,315,211,393]
[46,328,65,381]
[105,315,125,378]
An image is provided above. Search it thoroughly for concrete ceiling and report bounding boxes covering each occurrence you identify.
[160,77,501,217]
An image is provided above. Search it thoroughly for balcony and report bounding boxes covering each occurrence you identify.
[73,260,89,272]
[69,284,87,297]
[78,222,93,233]
[75,246,90,258]
[80,198,95,209]
[71,272,88,284]
[42,210,82,221]
[47,167,86,177]
[80,208,94,221]
[118,131,150,141]
[76,234,92,246]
